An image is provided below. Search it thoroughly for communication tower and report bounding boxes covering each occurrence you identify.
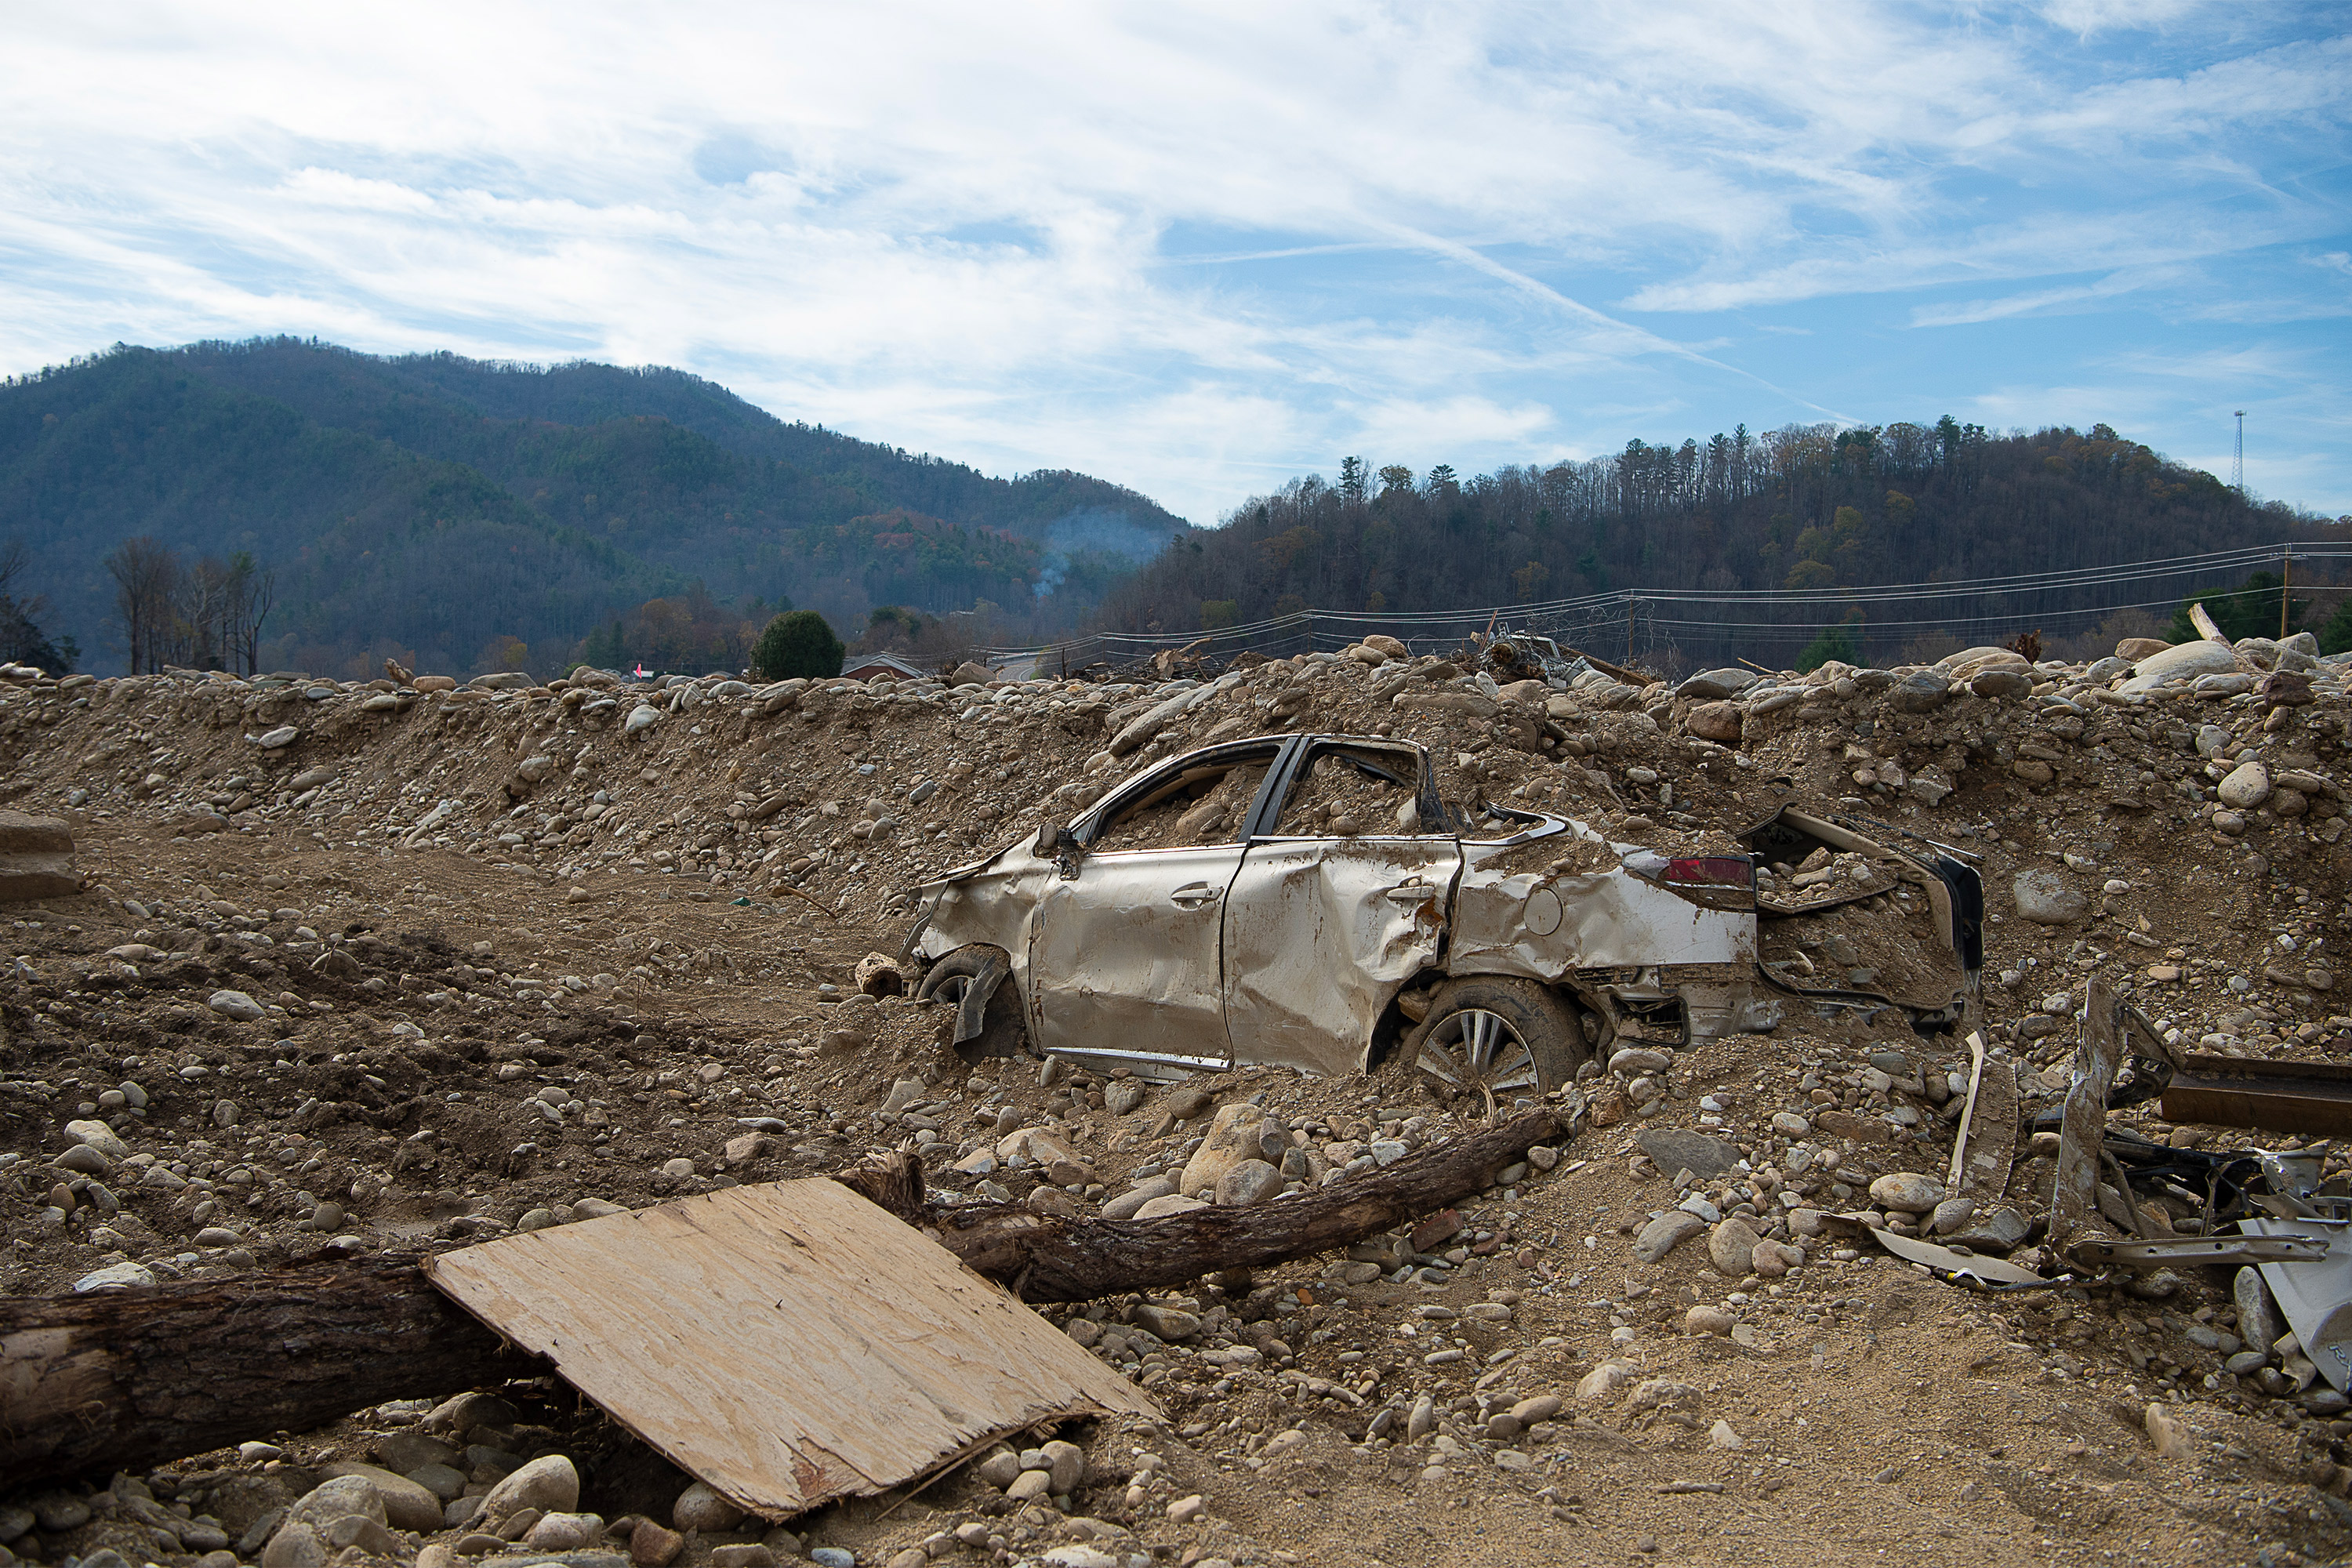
[2234,410,2245,495]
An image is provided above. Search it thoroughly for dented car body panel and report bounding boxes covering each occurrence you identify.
[1220,833,1458,1077]
[911,732,1977,1080]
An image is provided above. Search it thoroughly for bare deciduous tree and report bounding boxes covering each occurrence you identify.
[103,535,178,675]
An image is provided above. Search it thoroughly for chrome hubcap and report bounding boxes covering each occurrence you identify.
[1417,1007,1541,1103]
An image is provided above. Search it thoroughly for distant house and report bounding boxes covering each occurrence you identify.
[837,651,931,682]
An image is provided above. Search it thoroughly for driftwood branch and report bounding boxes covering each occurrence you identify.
[0,1105,1574,1483]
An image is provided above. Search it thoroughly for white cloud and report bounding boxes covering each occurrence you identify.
[0,2,2346,517]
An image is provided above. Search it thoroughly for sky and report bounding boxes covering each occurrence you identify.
[3,2,2348,523]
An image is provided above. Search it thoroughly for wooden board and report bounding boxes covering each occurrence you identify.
[423,1181,1156,1518]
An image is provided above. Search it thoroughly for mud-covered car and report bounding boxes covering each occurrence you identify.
[904,733,1980,1106]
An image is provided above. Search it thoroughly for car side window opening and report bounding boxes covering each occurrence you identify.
[1272,750,1414,837]
[1088,762,1269,853]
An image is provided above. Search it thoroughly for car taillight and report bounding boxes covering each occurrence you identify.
[1667,856,1751,887]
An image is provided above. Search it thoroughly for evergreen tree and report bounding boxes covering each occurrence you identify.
[1795,622,1860,673]
[752,610,844,681]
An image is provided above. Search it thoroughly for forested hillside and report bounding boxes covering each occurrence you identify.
[0,339,1185,677]
[1105,426,2349,667]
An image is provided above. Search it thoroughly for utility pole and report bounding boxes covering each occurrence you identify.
[2282,550,2292,639]
[1625,596,1635,667]
[2234,411,2246,496]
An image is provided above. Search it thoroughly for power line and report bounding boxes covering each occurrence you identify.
[980,537,2352,666]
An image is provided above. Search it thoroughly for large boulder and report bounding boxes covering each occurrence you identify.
[2121,640,2240,694]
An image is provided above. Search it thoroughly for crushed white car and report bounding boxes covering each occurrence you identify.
[906,733,1980,1106]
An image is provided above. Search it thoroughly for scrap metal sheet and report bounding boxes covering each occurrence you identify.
[424,1181,1156,1518]
[2241,1218,2352,1393]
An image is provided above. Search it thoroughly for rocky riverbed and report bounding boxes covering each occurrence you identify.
[5,632,2352,1566]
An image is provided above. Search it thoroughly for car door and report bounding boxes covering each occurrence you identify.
[1219,740,1461,1076]
[1028,741,1284,1073]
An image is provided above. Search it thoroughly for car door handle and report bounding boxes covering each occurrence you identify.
[1385,884,1439,903]
[1170,883,1221,909]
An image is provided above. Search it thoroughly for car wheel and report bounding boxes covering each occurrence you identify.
[1410,977,1587,1112]
[914,948,1029,1062]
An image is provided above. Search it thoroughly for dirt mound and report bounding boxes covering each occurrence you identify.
[2,641,2350,1566]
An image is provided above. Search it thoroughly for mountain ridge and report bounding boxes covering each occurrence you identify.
[0,338,1186,676]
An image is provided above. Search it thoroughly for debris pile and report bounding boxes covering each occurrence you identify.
[4,626,2352,1565]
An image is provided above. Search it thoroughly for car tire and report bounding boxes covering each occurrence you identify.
[1408,976,1589,1109]
[914,946,1029,1062]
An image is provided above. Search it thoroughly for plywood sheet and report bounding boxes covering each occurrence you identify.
[423,1180,1156,1517]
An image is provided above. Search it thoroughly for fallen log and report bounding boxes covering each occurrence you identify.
[0,1254,539,1485]
[879,1104,1574,1301]
[0,1105,1573,1483]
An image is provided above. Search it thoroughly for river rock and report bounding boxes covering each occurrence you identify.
[1971,668,2033,699]
[1102,1178,1177,1220]
[318,1463,444,1531]
[672,1482,741,1533]
[1686,702,1742,743]
[2012,869,2086,924]
[630,1519,684,1567]
[73,1260,157,1291]
[285,1477,386,1534]
[1869,1172,1944,1213]
[2235,1268,2284,1361]
[1214,1158,1283,1207]
[1179,1102,1279,1198]
[1634,1210,1706,1264]
[480,1455,579,1526]
[1888,670,1951,712]
[1040,1439,1086,1492]
[64,1117,129,1160]
[1131,1303,1200,1340]
[208,989,269,1022]
[2218,760,2272,810]
[1635,1127,1740,1179]
[260,1525,325,1568]
[1678,669,1758,701]
[1576,1361,1637,1402]
[1707,1218,1759,1276]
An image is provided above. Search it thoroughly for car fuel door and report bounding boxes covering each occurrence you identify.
[1220,741,1459,1076]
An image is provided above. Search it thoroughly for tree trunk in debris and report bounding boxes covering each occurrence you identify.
[1,1107,1573,1482]
[0,1254,539,1485]
[866,1105,1573,1301]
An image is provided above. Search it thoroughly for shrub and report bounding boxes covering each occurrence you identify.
[751,611,845,681]
[1795,622,1861,673]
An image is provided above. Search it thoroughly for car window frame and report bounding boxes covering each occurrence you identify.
[1073,738,1290,854]
[1243,736,1446,843]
